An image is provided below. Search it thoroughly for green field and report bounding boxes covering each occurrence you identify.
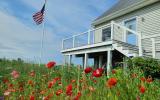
[0,59,160,100]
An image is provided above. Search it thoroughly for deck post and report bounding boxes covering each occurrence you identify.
[68,55,72,66]
[139,32,143,56]
[64,55,67,65]
[124,30,127,42]
[111,21,114,40]
[82,56,85,69]
[99,55,103,68]
[88,29,91,44]
[93,30,95,44]
[107,50,112,75]
[151,38,156,58]
[84,53,88,69]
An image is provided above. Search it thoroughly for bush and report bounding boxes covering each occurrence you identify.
[127,57,160,78]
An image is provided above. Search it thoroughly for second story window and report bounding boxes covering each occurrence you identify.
[102,27,111,41]
[124,18,137,32]
[124,18,137,45]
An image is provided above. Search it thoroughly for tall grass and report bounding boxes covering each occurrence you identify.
[0,59,160,99]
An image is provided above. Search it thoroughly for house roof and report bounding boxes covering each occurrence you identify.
[92,0,159,26]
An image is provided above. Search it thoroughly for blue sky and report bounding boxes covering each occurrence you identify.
[0,0,118,64]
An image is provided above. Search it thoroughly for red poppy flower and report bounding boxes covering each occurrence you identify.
[3,78,9,84]
[71,79,76,83]
[8,83,14,88]
[140,77,146,82]
[74,96,79,100]
[40,90,46,95]
[30,95,35,100]
[146,78,153,83]
[58,82,62,86]
[84,67,92,74]
[53,77,61,81]
[112,69,116,74]
[48,81,54,88]
[43,93,53,100]
[146,76,153,83]
[66,84,72,96]
[93,79,97,84]
[46,61,56,69]
[44,93,53,99]
[56,89,63,96]
[97,68,104,73]
[139,86,146,94]
[107,78,117,88]
[73,91,81,100]
[43,96,49,100]
[11,70,20,79]
[92,68,104,77]
[19,87,24,92]
[28,80,34,86]
[77,91,81,97]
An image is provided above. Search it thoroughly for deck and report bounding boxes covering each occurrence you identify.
[60,21,159,71]
[61,21,142,56]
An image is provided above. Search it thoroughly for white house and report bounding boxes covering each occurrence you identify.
[61,0,160,73]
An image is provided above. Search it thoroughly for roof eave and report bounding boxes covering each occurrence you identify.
[92,0,159,26]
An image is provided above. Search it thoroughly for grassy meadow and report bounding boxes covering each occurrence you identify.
[0,59,160,100]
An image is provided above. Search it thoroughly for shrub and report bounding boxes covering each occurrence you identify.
[127,57,160,78]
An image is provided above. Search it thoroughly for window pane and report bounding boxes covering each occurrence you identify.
[124,18,137,45]
[125,18,136,31]
[102,27,111,41]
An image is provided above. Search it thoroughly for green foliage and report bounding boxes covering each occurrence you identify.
[127,57,160,77]
[0,58,160,99]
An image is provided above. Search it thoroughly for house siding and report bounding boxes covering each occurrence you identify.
[93,2,160,58]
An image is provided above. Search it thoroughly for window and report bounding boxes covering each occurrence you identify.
[124,18,137,45]
[124,18,136,31]
[102,27,111,41]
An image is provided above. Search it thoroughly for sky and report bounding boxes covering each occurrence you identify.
[0,0,118,64]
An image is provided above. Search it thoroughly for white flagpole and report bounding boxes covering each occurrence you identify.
[39,0,47,66]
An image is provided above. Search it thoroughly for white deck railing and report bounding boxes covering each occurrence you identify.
[141,34,160,58]
[62,21,143,56]
[111,21,143,56]
[62,24,111,50]
[62,30,95,50]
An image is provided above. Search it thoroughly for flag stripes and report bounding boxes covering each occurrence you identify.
[33,4,45,25]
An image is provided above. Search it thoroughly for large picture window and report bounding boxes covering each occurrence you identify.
[102,27,111,41]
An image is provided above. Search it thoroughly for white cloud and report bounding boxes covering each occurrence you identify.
[23,0,117,34]
[0,11,60,63]
[0,0,117,64]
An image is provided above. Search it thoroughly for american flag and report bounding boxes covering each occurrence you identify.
[33,4,45,25]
